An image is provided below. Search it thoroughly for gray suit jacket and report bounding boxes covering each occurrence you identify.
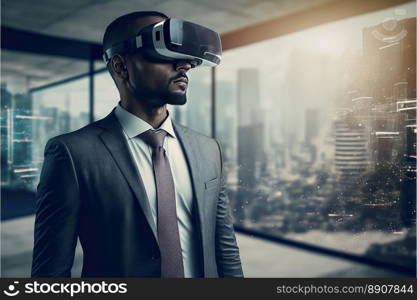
[31,108,244,278]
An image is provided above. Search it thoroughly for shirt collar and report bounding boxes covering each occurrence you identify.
[114,102,177,139]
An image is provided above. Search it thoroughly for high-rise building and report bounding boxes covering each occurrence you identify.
[334,120,369,185]
[363,17,416,222]
[305,108,319,145]
[236,68,264,224]
[397,99,416,225]
[363,17,416,100]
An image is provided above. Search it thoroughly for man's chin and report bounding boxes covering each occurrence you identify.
[166,92,187,105]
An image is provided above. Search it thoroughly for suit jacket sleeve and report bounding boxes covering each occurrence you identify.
[214,139,244,277]
[31,138,80,277]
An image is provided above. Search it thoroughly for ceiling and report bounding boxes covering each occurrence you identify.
[2,0,337,42]
[0,0,352,92]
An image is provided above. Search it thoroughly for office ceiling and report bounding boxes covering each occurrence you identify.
[0,0,356,92]
[2,0,337,43]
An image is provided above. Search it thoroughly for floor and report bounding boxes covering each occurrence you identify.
[1,215,404,278]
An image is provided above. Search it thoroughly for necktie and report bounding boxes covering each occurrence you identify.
[139,129,184,278]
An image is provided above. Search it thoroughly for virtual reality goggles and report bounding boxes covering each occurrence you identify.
[103,18,222,67]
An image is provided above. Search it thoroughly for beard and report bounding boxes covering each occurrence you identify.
[128,76,187,107]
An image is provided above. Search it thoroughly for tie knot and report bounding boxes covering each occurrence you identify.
[139,129,167,149]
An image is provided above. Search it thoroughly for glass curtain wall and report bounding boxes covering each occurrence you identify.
[1,78,89,192]
[1,1,415,276]
[216,2,416,271]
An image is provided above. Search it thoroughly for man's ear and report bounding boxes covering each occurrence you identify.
[111,55,128,80]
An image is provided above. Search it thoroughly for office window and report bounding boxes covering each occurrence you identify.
[1,49,90,192]
[1,78,90,191]
[216,2,416,271]
[1,50,89,91]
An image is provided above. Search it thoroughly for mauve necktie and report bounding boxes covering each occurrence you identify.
[139,128,184,278]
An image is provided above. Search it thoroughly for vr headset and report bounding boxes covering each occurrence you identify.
[103,18,222,67]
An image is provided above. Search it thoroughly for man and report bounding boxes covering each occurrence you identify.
[31,11,243,278]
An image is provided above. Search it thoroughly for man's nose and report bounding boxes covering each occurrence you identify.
[175,60,192,72]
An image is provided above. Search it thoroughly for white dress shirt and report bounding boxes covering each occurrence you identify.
[114,103,201,277]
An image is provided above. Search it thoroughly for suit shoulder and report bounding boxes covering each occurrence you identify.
[46,120,104,147]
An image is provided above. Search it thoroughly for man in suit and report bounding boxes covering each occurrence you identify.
[31,11,243,278]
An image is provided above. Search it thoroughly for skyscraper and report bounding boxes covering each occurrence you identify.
[236,68,264,224]
[364,17,416,221]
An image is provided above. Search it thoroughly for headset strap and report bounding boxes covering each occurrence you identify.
[102,35,143,63]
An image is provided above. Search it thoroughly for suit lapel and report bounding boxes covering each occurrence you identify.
[96,109,159,247]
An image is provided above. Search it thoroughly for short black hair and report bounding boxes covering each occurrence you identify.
[102,11,168,53]
[102,11,169,83]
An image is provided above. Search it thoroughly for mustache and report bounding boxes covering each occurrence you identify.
[171,72,188,82]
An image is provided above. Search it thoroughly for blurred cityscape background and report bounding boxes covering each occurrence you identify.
[1,0,416,277]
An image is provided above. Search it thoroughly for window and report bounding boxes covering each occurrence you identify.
[216,2,416,271]
[0,78,89,191]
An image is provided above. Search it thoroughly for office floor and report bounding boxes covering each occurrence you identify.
[1,216,404,278]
